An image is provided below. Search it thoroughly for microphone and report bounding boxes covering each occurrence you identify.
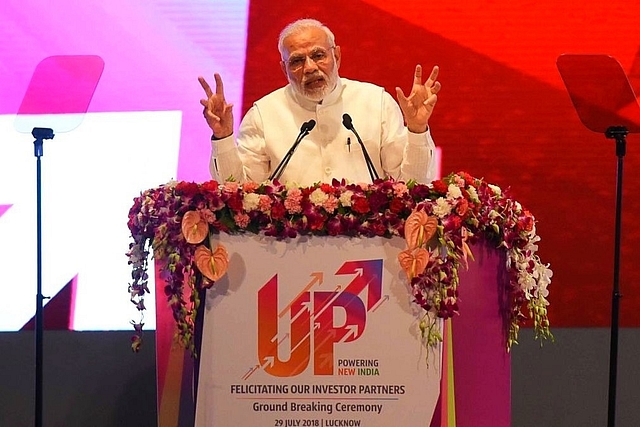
[342,113,379,181]
[269,119,316,182]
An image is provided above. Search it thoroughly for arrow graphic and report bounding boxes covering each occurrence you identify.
[278,272,323,318]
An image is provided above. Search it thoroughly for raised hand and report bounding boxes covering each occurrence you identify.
[199,73,234,139]
[395,65,441,134]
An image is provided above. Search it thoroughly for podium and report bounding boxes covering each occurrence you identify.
[126,174,551,427]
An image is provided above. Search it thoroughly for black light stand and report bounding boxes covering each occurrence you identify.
[605,125,627,427]
[556,54,640,427]
[15,54,103,427]
[32,126,54,427]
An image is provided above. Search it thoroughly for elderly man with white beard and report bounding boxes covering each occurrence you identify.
[199,18,441,187]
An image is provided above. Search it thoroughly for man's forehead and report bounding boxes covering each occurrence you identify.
[282,28,331,54]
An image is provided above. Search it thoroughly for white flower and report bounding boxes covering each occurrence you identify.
[514,201,522,213]
[309,188,329,206]
[533,262,553,289]
[432,197,452,218]
[467,186,480,203]
[446,184,462,200]
[534,285,550,301]
[519,273,537,295]
[488,184,502,196]
[242,193,260,211]
[523,237,539,254]
[339,190,354,207]
[533,261,552,304]
[285,181,301,190]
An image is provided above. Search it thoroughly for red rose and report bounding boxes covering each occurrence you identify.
[352,197,370,214]
[450,215,462,230]
[389,198,405,214]
[432,180,448,194]
[226,193,243,212]
[175,181,200,197]
[270,202,286,220]
[320,183,334,194]
[456,199,469,216]
[459,171,475,186]
[201,180,219,192]
[518,214,534,232]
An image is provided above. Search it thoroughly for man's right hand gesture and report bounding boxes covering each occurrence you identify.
[199,73,234,139]
[395,65,440,134]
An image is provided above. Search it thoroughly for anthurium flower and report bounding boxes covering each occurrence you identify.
[195,244,229,285]
[398,247,429,279]
[181,210,208,244]
[404,210,438,250]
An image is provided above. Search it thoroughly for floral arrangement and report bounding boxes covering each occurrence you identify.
[126,172,553,354]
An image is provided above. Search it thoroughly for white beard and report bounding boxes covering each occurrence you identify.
[291,68,339,102]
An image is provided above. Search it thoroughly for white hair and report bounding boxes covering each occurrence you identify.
[277,19,336,58]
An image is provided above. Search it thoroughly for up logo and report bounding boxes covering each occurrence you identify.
[256,259,384,377]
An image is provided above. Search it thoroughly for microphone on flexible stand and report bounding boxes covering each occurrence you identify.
[342,113,379,181]
[269,119,316,182]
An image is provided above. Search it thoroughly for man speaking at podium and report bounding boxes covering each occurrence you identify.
[199,18,440,187]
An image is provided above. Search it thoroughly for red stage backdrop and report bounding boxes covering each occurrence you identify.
[2,0,638,332]
[243,0,640,328]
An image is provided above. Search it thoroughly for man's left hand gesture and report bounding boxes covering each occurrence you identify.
[396,65,441,134]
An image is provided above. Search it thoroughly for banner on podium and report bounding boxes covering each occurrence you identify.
[195,234,442,427]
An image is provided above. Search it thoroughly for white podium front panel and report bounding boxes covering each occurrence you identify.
[195,234,442,427]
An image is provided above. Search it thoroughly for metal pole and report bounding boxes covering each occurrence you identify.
[605,127,626,427]
[32,127,53,427]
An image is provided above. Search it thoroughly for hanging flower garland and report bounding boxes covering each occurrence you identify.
[126,172,553,354]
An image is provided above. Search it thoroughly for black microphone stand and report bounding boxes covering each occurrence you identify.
[352,130,379,182]
[342,114,379,182]
[605,125,627,427]
[269,121,315,182]
[32,127,54,427]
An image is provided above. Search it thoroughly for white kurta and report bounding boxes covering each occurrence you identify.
[210,78,436,186]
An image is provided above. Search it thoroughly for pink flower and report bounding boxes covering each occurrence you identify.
[393,182,409,197]
[284,188,303,214]
[222,181,239,193]
[258,195,272,213]
[242,181,259,193]
[234,212,250,228]
[322,195,339,213]
[199,208,216,224]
